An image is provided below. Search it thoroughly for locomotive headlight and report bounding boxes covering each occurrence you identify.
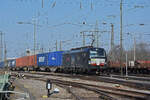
[89,58,106,66]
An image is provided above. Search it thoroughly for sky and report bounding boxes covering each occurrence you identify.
[0,0,150,58]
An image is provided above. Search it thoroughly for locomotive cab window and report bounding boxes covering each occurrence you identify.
[90,49,105,58]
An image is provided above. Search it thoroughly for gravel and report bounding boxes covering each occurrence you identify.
[10,78,73,100]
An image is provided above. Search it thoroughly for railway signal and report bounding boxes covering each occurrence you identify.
[46,79,52,97]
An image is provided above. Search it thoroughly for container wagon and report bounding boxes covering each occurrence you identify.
[47,51,63,72]
[37,51,64,72]
[37,53,49,71]
[16,55,37,71]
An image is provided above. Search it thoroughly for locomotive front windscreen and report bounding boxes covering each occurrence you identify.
[90,49,105,58]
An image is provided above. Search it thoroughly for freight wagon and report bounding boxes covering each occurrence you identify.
[37,52,48,71]
[0,59,16,70]
[37,51,64,72]
[16,55,37,71]
[108,61,150,74]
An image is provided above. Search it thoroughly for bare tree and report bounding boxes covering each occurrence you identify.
[135,43,150,61]
[126,42,150,61]
[108,45,126,62]
[108,42,150,62]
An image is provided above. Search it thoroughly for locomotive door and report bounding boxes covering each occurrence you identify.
[71,54,76,68]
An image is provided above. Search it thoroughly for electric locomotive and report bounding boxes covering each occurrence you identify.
[61,46,107,74]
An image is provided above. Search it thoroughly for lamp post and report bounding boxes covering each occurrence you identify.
[120,0,123,76]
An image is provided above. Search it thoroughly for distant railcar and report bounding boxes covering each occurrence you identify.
[7,59,16,70]
[61,46,107,74]
[7,59,16,67]
[108,60,150,74]
[108,61,126,68]
[136,61,150,69]
[0,59,16,70]
[0,61,4,68]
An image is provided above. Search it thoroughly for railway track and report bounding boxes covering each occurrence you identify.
[11,72,150,100]
[13,73,115,100]
[103,74,150,82]
[13,71,150,90]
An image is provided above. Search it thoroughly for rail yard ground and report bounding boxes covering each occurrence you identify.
[6,71,150,100]
[10,78,73,100]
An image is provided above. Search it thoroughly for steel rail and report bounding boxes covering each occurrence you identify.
[13,73,150,100]
[13,71,150,90]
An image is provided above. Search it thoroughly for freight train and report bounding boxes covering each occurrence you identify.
[0,46,150,74]
[0,46,107,74]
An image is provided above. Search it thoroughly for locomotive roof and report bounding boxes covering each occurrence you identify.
[63,47,105,54]
[71,46,93,50]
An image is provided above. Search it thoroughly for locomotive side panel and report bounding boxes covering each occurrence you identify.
[62,53,71,68]
[71,51,89,68]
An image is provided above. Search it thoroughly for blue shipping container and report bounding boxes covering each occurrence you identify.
[37,53,48,67]
[48,51,63,67]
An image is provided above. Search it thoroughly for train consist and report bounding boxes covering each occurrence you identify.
[0,46,107,74]
[0,46,150,74]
